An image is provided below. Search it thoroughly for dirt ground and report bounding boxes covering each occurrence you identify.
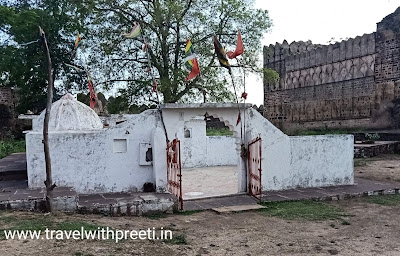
[354,154,400,182]
[0,197,400,256]
[1,156,400,255]
[182,165,238,200]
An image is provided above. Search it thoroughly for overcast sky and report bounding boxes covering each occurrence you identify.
[246,0,400,106]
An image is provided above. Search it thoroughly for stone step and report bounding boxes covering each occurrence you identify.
[0,188,177,216]
[0,153,27,181]
[212,204,266,213]
[77,193,177,216]
[354,141,400,158]
[0,171,27,181]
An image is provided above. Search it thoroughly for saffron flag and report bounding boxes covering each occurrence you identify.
[184,39,200,81]
[74,33,81,49]
[213,35,231,71]
[227,30,244,59]
[153,80,158,92]
[124,22,141,39]
[236,112,241,126]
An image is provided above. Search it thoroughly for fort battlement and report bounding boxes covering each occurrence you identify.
[264,7,400,131]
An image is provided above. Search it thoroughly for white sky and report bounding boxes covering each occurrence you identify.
[246,0,400,106]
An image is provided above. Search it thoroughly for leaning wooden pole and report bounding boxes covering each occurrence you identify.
[39,26,56,212]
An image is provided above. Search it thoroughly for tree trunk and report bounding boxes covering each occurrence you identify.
[39,26,56,212]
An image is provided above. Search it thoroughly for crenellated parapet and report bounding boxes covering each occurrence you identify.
[264,33,376,91]
[263,7,400,131]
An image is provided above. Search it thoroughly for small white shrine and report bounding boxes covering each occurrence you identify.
[25,94,354,195]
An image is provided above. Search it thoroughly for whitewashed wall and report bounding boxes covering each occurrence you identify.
[288,135,354,188]
[181,117,237,168]
[205,136,237,166]
[26,103,354,194]
[161,104,246,192]
[182,118,207,168]
[26,111,159,193]
[246,108,354,191]
[182,135,237,168]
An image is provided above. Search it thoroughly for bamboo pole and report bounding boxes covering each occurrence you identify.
[39,26,56,212]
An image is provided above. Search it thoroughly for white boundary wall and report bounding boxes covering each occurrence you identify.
[26,103,353,194]
[246,108,354,191]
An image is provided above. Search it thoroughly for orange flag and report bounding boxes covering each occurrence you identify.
[227,30,244,59]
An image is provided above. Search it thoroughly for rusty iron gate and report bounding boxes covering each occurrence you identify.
[167,139,183,210]
[248,137,262,200]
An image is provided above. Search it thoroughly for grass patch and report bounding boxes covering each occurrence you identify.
[258,200,344,221]
[164,234,188,245]
[55,221,99,231]
[354,159,368,167]
[0,215,54,240]
[175,210,203,216]
[0,215,18,224]
[206,127,233,136]
[354,157,382,167]
[11,218,54,231]
[146,209,203,219]
[0,213,103,240]
[288,128,365,136]
[0,139,25,159]
[364,194,400,206]
[145,213,169,220]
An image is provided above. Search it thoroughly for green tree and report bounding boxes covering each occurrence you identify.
[106,95,129,114]
[0,0,87,113]
[82,0,273,105]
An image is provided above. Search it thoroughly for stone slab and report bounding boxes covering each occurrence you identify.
[0,153,27,173]
[140,195,159,202]
[9,189,44,201]
[184,194,259,211]
[0,180,28,190]
[212,204,266,213]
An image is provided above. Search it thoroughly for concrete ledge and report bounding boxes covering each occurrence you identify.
[354,141,400,158]
[77,193,177,216]
[261,178,400,203]
[0,186,77,212]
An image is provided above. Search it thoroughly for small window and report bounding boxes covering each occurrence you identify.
[184,128,192,138]
[113,139,127,153]
[139,143,152,165]
[145,148,153,162]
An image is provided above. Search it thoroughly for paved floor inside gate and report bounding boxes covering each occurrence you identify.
[181,165,238,200]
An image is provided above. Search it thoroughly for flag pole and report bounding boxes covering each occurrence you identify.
[228,69,243,142]
[139,31,169,143]
[143,37,160,105]
[242,61,246,138]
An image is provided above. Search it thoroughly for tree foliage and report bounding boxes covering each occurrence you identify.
[0,0,274,113]
[0,0,86,113]
[81,0,272,104]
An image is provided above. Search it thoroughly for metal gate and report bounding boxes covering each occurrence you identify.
[248,137,262,200]
[167,139,183,210]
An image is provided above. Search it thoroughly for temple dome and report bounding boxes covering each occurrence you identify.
[35,93,103,131]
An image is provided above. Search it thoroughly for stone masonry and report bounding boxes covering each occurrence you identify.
[264,7,400,131]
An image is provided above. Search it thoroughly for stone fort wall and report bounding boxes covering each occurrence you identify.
[264,8,400,131]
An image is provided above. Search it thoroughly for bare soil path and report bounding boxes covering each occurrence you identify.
[0,196,400,256]
[1,155,400,255]
[355,154,400,183]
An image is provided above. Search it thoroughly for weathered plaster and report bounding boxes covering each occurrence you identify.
[26,99,353,195]
[181,117,237,168]
[246,108,354,191]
